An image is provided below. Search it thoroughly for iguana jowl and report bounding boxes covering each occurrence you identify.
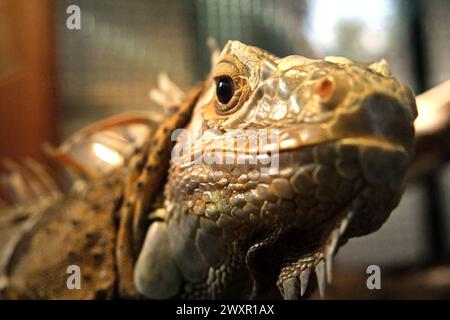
[0,41,417,299]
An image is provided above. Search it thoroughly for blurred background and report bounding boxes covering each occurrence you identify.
[0,0,449,298]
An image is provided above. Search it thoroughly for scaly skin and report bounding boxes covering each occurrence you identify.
[0,41,417,300]
[134,41,417,299]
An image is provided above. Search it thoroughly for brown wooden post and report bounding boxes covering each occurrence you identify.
[0,0,57,199]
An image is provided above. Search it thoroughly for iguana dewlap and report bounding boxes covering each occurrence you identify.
[0,41,417,300]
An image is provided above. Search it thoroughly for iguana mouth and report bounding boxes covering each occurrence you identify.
[276,135,410,189]
[244,136,410,299]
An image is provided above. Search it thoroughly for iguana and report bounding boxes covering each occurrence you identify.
[0,41,417,299]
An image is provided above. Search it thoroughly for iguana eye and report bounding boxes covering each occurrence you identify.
[216,76,234,104]
[212,61,249,115]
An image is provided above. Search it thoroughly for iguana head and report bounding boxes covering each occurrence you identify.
[193,40,416,155]
[137,41,417,299]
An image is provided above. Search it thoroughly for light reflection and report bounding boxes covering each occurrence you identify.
[92,142,123,166]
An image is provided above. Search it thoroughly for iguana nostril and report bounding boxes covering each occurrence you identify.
[315,77,335,101]
[315,75,348,110]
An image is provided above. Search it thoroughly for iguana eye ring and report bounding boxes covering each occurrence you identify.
[216,76,234,105]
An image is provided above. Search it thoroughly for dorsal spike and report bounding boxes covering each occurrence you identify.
[368,59,391,77]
